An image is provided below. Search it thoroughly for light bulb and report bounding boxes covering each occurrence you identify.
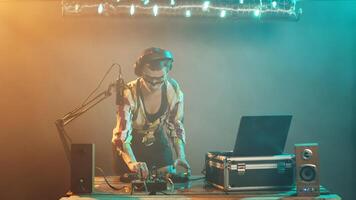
[130,4,135,16]
[220,10,226,18]
[202,1,210,11]
[153,4,158,16]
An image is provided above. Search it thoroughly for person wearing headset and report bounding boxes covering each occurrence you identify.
[112,47,191,180]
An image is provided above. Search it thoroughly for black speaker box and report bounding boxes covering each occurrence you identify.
[71,144,95,194]
[295,143,320,196]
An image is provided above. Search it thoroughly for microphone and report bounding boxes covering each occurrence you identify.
[116,66,126,105]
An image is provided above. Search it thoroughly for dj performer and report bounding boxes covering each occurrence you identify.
[112,47,191,179]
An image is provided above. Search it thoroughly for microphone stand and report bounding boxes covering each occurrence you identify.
[55,71,126,165]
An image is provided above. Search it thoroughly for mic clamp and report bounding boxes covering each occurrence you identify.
[115,66,127,105]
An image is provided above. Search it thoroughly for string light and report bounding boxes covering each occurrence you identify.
[153,4,158,16]
[202,1,210,11]
[62,0,301,20]
[220,10,226,18]
[97,3,104,14]
[130,4,135,16]
[74,4,80,12]
[253,9,261,17]
[185,10,191,17]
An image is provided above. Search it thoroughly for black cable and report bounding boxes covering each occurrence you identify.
[160,191,169,195]
[81,63,119,106]
[95,167,126,191]
[61,63,119,120]
[201,168,206,176]
[189,176,205,181]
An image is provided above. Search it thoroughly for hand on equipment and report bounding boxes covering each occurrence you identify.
[128,161,149,180]
[174,158,191,177]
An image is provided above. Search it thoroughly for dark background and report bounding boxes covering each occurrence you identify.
[0,1,355,199]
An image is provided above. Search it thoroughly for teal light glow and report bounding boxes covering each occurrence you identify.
[272,1,277,8]
[143,0,149,6]
[253,9,261,17]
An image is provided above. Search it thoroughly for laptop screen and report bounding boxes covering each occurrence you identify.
[233,115,292,156]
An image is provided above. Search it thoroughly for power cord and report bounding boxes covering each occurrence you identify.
[81,63,120,106]
[189,176,205,181]
[95,166,126,191]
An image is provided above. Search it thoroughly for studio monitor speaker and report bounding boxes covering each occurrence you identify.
[295,143,320,196]
[71,144,95,194]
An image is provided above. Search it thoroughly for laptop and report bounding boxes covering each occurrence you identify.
[233,115,292,156]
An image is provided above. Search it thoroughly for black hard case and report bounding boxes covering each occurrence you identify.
[205,151,295,191]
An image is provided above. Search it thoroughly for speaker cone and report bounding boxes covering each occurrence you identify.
[300,164,316,182]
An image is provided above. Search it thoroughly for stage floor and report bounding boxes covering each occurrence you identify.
[60,176,341,200]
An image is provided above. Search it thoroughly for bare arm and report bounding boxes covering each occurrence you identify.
[112,89,142,173]
[119,143,137,165]
[172,137,186,160]
[168,91,191,175]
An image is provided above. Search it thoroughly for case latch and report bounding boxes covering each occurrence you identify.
[237,163,246,175]
[277,161,287,174]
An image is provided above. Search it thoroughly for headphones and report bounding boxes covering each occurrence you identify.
[134,47,174,76]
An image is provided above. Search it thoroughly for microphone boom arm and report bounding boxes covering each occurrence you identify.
[55,81,117,165]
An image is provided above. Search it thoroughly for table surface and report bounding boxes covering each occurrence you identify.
[61,176,342,200]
